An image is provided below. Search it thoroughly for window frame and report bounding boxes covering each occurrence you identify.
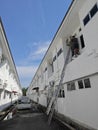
[90,3,98,18]
[53,55,56,62]
[67,82,76,91]
[78,80,84,89]
[58,87,65,98]
[84,78,91,88]
[44,67,47,72]
[80,35,85,49]
[83,14,90,26]
[83,3,98,26]
[57,48,63,57]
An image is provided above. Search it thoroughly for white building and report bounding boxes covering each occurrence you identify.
[0,18,22,111]
[27,0,98,129]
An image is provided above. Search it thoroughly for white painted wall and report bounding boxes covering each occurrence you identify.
[0,20,22,111]
[39,94,47,107]
[62,74,98,129]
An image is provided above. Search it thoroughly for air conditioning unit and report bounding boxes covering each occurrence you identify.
[49,80,55,87]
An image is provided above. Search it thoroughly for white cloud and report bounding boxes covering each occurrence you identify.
[28,40,50,61]
[17,40,51,87]
[17,66,38,78]
[17,66,38,87]
[35,46,48,55]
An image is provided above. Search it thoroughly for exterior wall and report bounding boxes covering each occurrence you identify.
[52,40,65,85]
[39,94,47,107]
[60,1,98,128]
[0,19,22,111]
[27,0,98,129]
[61,74,98,129]
[0,61,22,110]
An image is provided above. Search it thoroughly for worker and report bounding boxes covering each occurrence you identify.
[70,36,79,57]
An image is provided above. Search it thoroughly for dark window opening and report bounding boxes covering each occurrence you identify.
[53,56,56,62]
[83,14,90,26]
[90,4,98,18]
[62,90,65,97]
[45,67,47,72]
[58,89,65,98]
[80,35,85,48]
[70,36,80,57]
[84,78,91,88]
[57,48,63,57]
[50,62,54,73]
[78,80,84,89]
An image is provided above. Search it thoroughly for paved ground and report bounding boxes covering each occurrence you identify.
[0,108,69,130]
[0,98,70,130]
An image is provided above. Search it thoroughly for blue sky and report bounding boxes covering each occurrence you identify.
[0,0,72,88]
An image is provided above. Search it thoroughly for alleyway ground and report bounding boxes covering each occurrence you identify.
[0,103,69,130]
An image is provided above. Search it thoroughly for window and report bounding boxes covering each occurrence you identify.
[67,83,71,91]
[78,80,84,89]
[67,82,76,91]
[83,14,90,26]
[45,67,47,72]
[84,78,91,88]
[57,48,63,57]
[71,82,76,90]
[53,55,56,62]
[51,62,54,73]
[90,4,98,18]
[58,89,65,98]
[83,3,98,26]
[80,35,85,48]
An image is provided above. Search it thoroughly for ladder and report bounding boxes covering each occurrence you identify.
[46,47,71,124]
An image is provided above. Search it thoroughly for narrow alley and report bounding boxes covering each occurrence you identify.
[0,97,71,130]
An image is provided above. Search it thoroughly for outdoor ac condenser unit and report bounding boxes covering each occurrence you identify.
[49,80,55,87]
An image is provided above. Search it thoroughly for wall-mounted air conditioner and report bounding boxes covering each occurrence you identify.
[49,80,55,87]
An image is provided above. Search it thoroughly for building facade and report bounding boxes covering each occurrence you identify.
[0,18,22,111]
[27,0,98,129]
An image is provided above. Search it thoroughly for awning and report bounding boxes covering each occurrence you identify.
[12,90,18,93]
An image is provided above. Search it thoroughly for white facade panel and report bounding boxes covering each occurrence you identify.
[39,94,47,107]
